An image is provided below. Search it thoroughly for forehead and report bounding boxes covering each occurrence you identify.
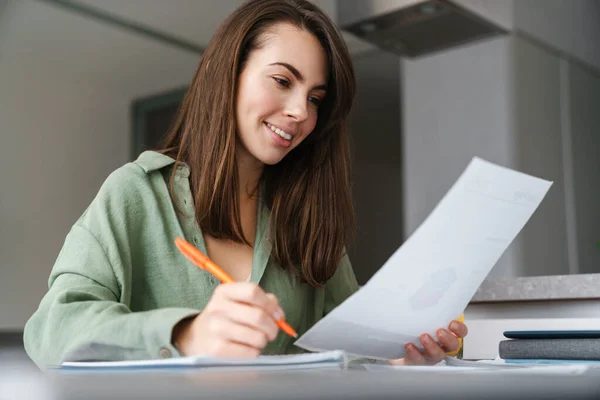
[249,23,328,82]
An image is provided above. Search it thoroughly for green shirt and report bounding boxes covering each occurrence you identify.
[23,151,360,368]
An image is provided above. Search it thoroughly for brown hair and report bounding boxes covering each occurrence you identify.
[161,0,356,288]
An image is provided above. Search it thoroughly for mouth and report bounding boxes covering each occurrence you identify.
[265,122,293,141]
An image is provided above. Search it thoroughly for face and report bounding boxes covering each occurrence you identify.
[235,22,328,166]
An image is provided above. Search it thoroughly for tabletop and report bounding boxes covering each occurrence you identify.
[2,351,600,400]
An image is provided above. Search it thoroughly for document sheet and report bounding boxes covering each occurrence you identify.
[59,350,347,370]
[295,157,552,360]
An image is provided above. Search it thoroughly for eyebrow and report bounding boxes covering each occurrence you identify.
[269,62,327,91]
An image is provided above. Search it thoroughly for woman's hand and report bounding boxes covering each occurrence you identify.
[172,282,284,358]
[388,319,468,365]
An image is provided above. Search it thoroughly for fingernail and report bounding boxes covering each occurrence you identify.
[450,322,459,331]
[272,311,282,320]
[423,335,433,344]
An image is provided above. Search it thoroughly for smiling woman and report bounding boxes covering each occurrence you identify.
[23,0,466,368]
[236,27,328,160]
[159,0,356,290]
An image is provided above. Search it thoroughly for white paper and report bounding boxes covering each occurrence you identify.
[363,364,484,372]
[295,157,552,360]
[363,363,590,375]
[59,350,346,370]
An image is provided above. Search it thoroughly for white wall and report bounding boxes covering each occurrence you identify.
[399,0,600,279]
[0,66,130,329]
[458,0,600,71]
[509,36,569,277]
[401,37,523,278]
[515,0,600,71]
[0,0,198,329]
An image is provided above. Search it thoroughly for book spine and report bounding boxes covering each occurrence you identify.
[499,339,600,360]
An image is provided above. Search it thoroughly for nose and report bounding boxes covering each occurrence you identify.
[283,93,308,122]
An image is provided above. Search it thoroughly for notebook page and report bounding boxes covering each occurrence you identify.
[59,350,346,369]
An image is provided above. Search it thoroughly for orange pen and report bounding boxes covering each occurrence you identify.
[174,237,298,338]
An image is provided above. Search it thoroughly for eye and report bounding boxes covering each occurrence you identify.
[273,77,290,88]
[308,96,322,107]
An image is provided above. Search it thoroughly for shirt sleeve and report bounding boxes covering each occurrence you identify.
[323,250,360,317]
[23,166,198,369]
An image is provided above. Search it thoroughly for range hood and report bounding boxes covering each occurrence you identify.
[339,0,507,58]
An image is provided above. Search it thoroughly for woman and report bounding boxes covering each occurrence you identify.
[24,0,466,368]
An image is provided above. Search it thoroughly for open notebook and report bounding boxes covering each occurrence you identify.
[56,350,347,371]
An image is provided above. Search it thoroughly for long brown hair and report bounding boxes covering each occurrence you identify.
[161,0,356,288]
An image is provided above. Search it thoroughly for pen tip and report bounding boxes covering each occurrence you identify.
[293,333,298,339]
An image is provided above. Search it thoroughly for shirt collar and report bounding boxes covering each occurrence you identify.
[134,151,190,177]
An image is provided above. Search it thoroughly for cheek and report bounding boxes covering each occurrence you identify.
[242,82,280,119]
[301,111,319,138]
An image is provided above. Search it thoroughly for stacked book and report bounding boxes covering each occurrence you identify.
[499,330,600,364]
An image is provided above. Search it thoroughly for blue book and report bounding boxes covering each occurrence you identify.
[499,338,600,361]
[505,359,600,365]
[503,330,600,339]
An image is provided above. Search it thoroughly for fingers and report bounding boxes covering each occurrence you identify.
[210,283,282,341]
[215,283,284,320]
[398,320,470,366]
[221,302,279,341]
[436,328,460,353]
[401,335,456,366]
[449,320,468,338]
[265,293,284,320]
[420,334,446,362]
[404,343,426,365]
[182,283,289,359]
[208,317,270,350]
[388,357,411,366]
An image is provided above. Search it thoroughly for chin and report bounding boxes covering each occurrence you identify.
[250,147,289,166]
[258,154,286,166]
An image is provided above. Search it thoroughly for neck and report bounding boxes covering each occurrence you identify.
[236,145,264,201]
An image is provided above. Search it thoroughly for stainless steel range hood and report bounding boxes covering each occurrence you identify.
[339,0,508,57]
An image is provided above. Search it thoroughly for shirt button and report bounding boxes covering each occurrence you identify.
[159,348,172,359]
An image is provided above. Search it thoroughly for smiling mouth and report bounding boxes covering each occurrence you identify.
[265,122,292,141]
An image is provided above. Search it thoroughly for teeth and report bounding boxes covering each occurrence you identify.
[267,123,292,140]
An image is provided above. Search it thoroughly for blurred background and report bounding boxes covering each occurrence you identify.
[0,0,598,358]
